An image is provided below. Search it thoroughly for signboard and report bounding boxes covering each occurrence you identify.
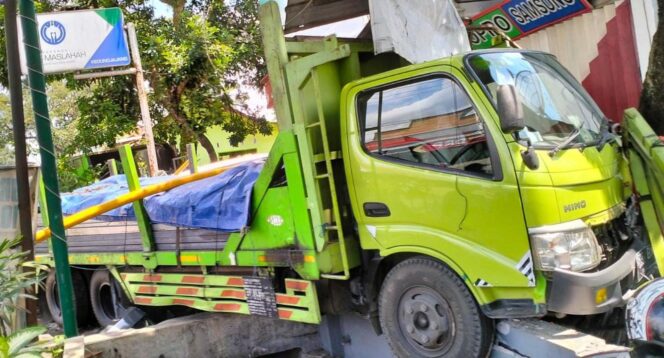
[19,8,130,74]
[243,276,278,318]
[469,0,592,49]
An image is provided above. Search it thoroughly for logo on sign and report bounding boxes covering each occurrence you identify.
[40,21,66,45]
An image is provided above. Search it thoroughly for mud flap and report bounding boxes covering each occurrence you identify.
[624,108,664,276]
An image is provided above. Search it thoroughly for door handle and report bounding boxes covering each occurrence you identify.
[364,202,390,217]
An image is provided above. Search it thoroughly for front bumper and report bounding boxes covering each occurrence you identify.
[547,242,639,315]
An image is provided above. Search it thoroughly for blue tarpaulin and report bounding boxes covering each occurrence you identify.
[60,160,264,232]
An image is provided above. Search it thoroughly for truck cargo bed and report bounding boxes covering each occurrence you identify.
[35,218,229,254]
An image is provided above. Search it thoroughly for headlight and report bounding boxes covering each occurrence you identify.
[528,220,602,272]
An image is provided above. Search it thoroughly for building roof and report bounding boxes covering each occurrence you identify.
[284,0,369,34]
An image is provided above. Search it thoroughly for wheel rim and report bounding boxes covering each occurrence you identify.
[98,282,117,320]
[397,286,455,356]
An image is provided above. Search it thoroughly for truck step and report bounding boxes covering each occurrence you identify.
[312,151,340,163]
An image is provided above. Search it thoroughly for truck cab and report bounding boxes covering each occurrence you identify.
[331,48,642,356]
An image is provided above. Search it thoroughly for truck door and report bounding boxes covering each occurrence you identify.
[343,68,533,287]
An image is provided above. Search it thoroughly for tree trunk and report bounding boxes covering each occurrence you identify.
[197,133,218,163]
[639,0,664,134]
[159,0,186,26]
[166,105,218,162]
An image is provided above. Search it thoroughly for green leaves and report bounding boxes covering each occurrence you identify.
[0,326,47,358]
[0,237,47,337]
[7,326,46,357]
[2,0,270,169]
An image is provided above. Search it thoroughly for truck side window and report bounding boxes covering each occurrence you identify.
[358,76,493,176]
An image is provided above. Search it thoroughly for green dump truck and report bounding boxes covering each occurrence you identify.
[34,1,664,357]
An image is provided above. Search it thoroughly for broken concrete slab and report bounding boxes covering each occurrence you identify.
[495,319,631,358]
[63,336,85,358]
[66,313,322,358]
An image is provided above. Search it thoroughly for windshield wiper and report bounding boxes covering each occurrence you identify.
[549,122,584,157]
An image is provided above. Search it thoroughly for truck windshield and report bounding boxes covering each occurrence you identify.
[466,52,605,149]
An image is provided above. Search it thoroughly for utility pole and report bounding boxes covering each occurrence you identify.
[4,0,37,326]
[18,0,78,337]
[127,23,158,177]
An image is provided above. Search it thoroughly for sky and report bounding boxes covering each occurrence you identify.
[150,0,173,19]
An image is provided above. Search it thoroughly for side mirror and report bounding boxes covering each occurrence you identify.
[497,84,524,133]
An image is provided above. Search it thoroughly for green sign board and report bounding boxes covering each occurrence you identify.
[469,0,592,49]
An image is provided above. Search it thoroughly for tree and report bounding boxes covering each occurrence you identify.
[639,0,664,134]
[69,0,270,162]
[1,0,269,164]
[0,93,15,164]
[0,80,82,165]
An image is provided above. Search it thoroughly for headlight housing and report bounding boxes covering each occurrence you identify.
[528,220,602,272]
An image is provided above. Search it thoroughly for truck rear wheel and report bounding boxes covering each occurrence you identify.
[45,269,91,326]
[378,257,493,357]
[89,270,124,327]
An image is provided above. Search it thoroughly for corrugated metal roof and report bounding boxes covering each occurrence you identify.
[284,0,370,33]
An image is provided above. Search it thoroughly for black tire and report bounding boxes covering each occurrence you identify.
[45,269,91,326]
[89,270,124,327]
[378,257,493,357]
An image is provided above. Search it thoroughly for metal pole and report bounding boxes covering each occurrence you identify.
[18,0,78,337]
[73,67,137,80]
[107,159,118,176]
[186,143,198,174]
[126,23,158,177]
[4,0,37,327]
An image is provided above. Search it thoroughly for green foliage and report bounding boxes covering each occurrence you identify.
[639,0,664,134]
[67,0,270,162]
[0,237,47,337]
[56,158,101,193]
[0,325,47,358]
[0,94,15,165]
[73,77,139,152]
[2,0,269,171]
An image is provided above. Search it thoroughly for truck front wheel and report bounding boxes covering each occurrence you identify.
[378,257,493,357]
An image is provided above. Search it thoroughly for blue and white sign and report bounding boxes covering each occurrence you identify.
[20,8,131,74]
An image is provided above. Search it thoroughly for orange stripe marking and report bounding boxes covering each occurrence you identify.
[278,309,293,319]
[173,298,194,306]
[227,277,244,286]
[143,275,162,282]
[286,281,309,291]
[221,289,245,299]
[134,297,152,305]
[176,287,199,295]
[214,303,241,311]
[136,286,157,294]
[182,276,205,284]
[276,295,301,305]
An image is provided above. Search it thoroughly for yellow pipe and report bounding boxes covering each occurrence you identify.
[35,163,238,242]
[174,160,189,174]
